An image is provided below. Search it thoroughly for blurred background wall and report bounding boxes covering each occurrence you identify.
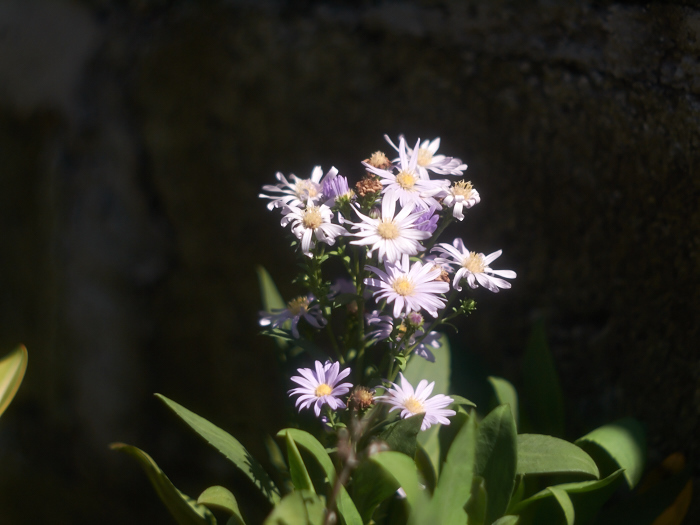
[0,0,698,522]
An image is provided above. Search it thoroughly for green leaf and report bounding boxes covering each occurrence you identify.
[257,266,285,312]
[350,457,400,523]
[157,394,281,504]
[198,486,246,525]
[521,319,565,437]
[378,413,425,458]
[286,433,314,493]
[425,410,477,525]
[487,376,519,429]
[474,404,518,524]
[464,475,487,525]
[547,486,574,525]
[414,442,437,494]
[404,334,451,468]
[510,469,624,525]
[517,434,599,479]
[111,443,216,525]
[263,490,325,525]
[575,417,646,489]
[492,516,520,525]
[449,394,477,410]
[278,429,361,525]
[369,451,424,511]
[0,345,28,419]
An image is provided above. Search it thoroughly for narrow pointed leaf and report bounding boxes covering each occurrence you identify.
[0,345,28,419]
[548,486,575,525]
[263,490,325,525]
[111,443,215,525]
[449,394,477,409]
[492,516,520,525]
[198,486,246,525]
[286,433,314,492]
[475,404,518,524]
[487,376,519,428]
[157,394,281,504]
[517,434,599,479]
[278,429,362,525]
[257,266,285,312]
[575,417,646,489]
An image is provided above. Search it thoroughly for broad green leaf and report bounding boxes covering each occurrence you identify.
[517,434,599,479]
[464,475,487,525]
[405,334,451,468]
[510,469,624,525]
[521,319,564,437]
[474,404,518,524]
[414,442,436,494]
[575,417,646,489]
[111,443,215,525]
[548,486,574,525]
[257,266,285,312]
[492,516,520,525]
[438,409,470,468]
[378,413,424,457]
[425,410,477,525]
[278,429,361,525]
[370,451,423,511]
[487,376,519,428]
[263,490,325,525]
[351,456,400,523]
[0,345,28,419]
[198,486,246,525]
[286,433,314,492]
[157,394,281,504]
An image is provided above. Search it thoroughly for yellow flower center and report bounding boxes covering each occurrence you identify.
[315,383,332,397]
[462,252,486,273]
[395,170,416,190]
[452,180,473,197]
[296,180,319,199]
[287,296,310,316]
[392,276,415,296]
[404,397,425,414]
[377,220,399,239]
[416,148,433,167]
[302,207,323,230]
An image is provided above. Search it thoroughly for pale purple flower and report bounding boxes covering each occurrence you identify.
[259,166,328,210]
[432,238,516,292]
[365,310,393,341]
[362,137,448,211]
[289,361,353,417]
[377,373,456,431]
[385,135,467,179]
[259,294,326,338]
[365,254,450,318]
[349,197,431,263]
[414,204,440,234]
[322,168,354,206]
[280,200,347,256]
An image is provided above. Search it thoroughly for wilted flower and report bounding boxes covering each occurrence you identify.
[289,360,353,417]
[377,373,455,431]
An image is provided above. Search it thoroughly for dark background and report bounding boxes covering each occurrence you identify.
[0,0,698,523]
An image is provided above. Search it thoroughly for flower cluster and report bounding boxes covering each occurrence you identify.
[258,133,516,432]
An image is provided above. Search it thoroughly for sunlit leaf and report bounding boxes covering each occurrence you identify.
[263,490,325,525]
[517,434,599,479]
[548,485,574,525]
[286,433,314,493]
[378,413,424,458]
[492,516,520,525]
[257,266,285,312]
[0,345,28,419]
[198,486,245,525]
[487,376,519,429]
[157,394,281,504]
[575,417,646,489]
[369,451,424,511]
[111,443,215,525]
[475,404,518,524]
[414,442,436,494]
[278,429,361,525]
[522,319,564,437]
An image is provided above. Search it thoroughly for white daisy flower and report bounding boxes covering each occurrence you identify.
[365,310,393,342]
[259,166,329,210]
[377,373,455,431]
[432,238,516,292]
[385,135,467,179]
[349,198,430,263]
[280,200,347,257]
[365,254,450,318]
[259,294,326,338]
[362,137,448,211]
[289,360,353,417]
[442,180,480,221]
